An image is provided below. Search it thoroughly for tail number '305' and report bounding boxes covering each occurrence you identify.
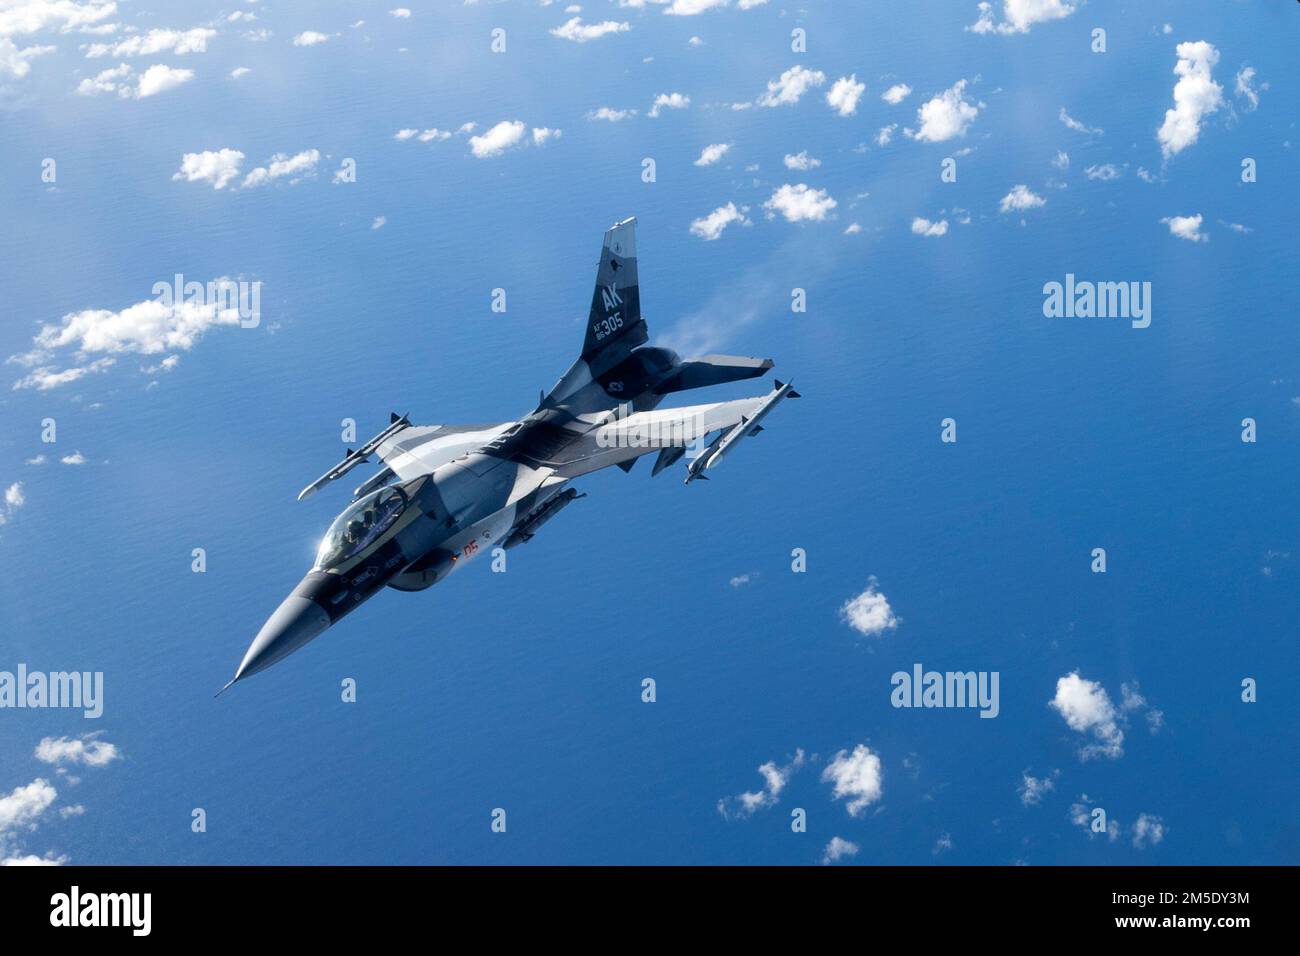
[592,314,623,341]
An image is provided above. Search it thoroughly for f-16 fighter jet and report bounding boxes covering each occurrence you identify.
[222,217,799,691]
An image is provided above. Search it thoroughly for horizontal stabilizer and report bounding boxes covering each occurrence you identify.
[654,354,773,395]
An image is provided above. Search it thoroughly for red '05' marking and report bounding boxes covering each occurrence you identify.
[462,539,479,558]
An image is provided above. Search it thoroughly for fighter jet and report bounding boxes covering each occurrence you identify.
[222,217,799,691]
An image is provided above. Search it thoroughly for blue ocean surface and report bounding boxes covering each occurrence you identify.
[0,1,1296,865]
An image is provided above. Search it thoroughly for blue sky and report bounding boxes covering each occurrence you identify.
[0,0,1296,865]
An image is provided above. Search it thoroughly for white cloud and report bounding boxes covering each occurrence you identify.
[390,7,412,17]
[911,216,948,237]
[1058,106,1103,135]
[469,120,526,157]
[242,148,320,187]
[1084,163,1121,181]
[968,0,1075,35]
[1018,769,1057,806]
[763,183,836,223]
[1161,213,1207,242]
[717,750,805,819]
[694,142,730,166]
[59,451,86,465]
[9,281,251,390]
[84,27,216,58]
[76,62,194,100]
[371,215,386,230]
[826,73,865,116]
[135,63,193,98]
[229,66,250,79]
[35,736,120,768]
[531,126,561,146]
[4,482,25,509]
[881,83,911,105]
[933,832,953,855]
[0,38,54,78]
[1051,150,1069,170]
[999,184,1046,213]
[876,124,897,146]
[1049,672,1124,760]
[821,836,859,864]
[665,0,728,14]
[1132,813,1166,849]
[648,91,689,117]
[0,1,116,38]
[782,150,820,171]
[1234,66,1262,111]
[173,149,245,189]
[689,202,749,240]
[550,17,629,42]
[756,64,825,107]
[843,222,861,235]
[907,79,980,142]
[587,106,636,121]
[0,778,56,835]
[292,31,332,47]
[821,744,883,817]
[416,128,450,142]
[839,578,898,635]
[1157,41,1223,158]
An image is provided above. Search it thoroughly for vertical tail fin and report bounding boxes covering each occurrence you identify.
[582,216,647,374]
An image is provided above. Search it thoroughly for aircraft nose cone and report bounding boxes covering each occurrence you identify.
[232,595,331,685]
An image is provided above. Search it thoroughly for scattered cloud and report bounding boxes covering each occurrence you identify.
[77,62,194,99]
[1234,66,1263,111]
[648,91,689,117]
[83,27,215,58]
[911,216,948,237]
[821,836,859,864]
[35,736,120,768]
[291,31,332,47]
[763,183,836,223]
[1059,106,1102,135]
[1018,769,1058,806]
[689,202,749,240]
[1049,672,1125,760]
[907,79,980,142]
[550,17,629,42]
[1084,163,1121,181]
[694,142,730,166]
[469,120,527,157]
[1157,41,1223,158]
[968,0,1075,35]
[172,149,245,189]
[1132,813,1166,849]
[826,73,865,116]
[717,750,805,819]
[587,106,636,121]
[822,744,883,817]
[1161,213,1207,242]
[242,149,320,188]
[881,83,911,105]
[999,184,1046,213]
[839,577,899,636]
[782,150,820,171]
[756,64,826,108]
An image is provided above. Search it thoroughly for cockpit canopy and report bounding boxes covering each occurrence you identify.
[314,486,408,570]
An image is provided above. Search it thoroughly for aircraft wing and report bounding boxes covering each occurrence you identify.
[550,384,797,480]
[376,423,515,481]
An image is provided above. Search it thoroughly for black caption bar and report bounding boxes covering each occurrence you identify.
[0,865,1288,940]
